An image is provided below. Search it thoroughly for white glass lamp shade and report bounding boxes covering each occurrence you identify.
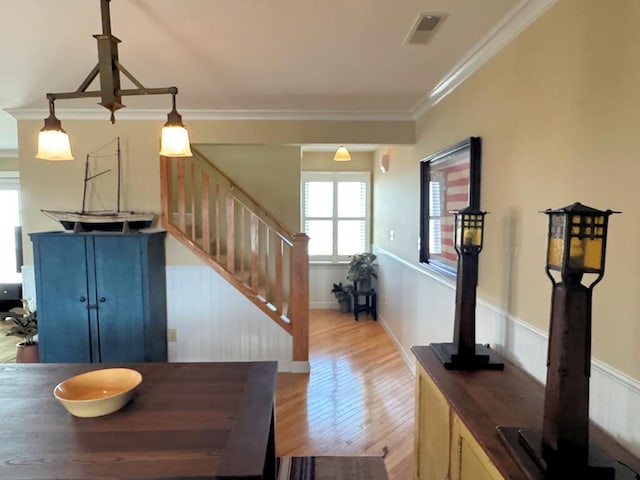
[333,146,351,162]
[160,125,193,157]
[36,129,73,161]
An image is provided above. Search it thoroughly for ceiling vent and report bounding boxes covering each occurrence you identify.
[404,13,446,45]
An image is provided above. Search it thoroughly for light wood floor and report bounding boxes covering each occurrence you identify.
[276,309,415,480]
[0,309,416,478]
[0,320,17,362]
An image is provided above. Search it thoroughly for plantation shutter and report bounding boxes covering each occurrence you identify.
[301,171,370,261]
[429,181,442,254]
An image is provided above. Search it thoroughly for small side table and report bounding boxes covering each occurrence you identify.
[0,283,22,312]
[352,288,377,321]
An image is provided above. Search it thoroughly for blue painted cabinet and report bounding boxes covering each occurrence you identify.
[30,232,168,363]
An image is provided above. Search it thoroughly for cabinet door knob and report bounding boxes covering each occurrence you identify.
[79,296,86,302]
[99,297,106,303]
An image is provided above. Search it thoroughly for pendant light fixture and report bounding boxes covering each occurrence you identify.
[333,145,351,162]
[159,93,193,157]
[37,0,192,160]
[36,99,73,161]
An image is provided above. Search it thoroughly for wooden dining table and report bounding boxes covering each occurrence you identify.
[0,361,277,479]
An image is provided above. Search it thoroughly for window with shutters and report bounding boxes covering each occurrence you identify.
[0,173,21,283]
[301,171,370,262]
[429,181,442,254]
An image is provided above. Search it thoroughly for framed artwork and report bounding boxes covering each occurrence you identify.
[419,137,481,277]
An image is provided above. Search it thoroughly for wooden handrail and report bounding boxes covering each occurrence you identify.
[160,151,309,363]
[189,148,293,247]
[191,146,294,239]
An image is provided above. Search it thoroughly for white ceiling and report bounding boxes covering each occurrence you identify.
[0,0,548,154]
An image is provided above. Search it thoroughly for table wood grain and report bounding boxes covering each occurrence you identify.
[0,362,277,480]
[412,345,640,479]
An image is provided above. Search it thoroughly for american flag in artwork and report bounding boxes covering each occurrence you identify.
[428,153,470,266]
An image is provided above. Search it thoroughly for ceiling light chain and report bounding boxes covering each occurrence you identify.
[37,0,192,160]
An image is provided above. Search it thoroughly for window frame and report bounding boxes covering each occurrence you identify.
[301,171,371,263]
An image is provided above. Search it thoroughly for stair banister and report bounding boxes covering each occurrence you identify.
[159,150,309,364]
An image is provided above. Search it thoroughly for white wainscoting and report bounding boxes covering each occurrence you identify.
[373,246,640,457]
[309,262,349,309]
[166,266,304,372]
[22,265,306,372]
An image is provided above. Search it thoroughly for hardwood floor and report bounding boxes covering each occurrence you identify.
[276,309,415,480]
[0,309,416,478]
[0,320,17,362]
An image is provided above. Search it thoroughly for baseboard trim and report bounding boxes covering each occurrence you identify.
[378,314,416,376]
[287,361,311,374]
[311,301,339,309]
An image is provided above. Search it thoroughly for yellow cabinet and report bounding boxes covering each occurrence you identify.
[412,345,640,480]
[450,416,503,480]
[414,363,451,480]
[414,363,504,480]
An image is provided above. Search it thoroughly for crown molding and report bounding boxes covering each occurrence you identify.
[7,107,414,122]
[0,148,18,158]
[412,0,559,119]
[6,0,557,136]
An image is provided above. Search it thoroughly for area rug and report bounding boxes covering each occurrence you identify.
[276,456,389,480]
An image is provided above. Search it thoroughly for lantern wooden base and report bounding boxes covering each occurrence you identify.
[497,427,632,480]
[429,342,504,370]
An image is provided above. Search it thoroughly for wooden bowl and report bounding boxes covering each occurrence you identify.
[53,368,142,418]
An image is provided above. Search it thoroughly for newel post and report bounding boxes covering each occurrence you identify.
[290,233,309,362]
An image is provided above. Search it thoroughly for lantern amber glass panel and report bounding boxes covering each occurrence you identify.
[455,213,483,249]
[547,213,565,269]
[570,215,605,272]
[546,206,608,275]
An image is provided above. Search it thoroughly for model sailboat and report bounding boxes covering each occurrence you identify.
[42,138,155,232]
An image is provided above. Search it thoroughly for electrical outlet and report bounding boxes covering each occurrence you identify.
[167,329,177,342]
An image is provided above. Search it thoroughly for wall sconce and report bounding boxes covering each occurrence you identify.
[498,202,621,479]
[378,152,390,173]
[430,206,504,370]
[36,0,192,161]
[333,145,351,162]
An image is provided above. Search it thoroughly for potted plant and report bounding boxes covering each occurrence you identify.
[1,299,38,363]
[331,282,353,313]
[346,252,378,291]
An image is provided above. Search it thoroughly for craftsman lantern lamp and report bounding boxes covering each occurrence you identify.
[498,202,621,479]
[430,206,504,370]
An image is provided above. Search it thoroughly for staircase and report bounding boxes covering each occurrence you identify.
[159,147,309,362]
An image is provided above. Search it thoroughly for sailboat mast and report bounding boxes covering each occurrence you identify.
[81,154,90,214]
[116,137,121,213]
